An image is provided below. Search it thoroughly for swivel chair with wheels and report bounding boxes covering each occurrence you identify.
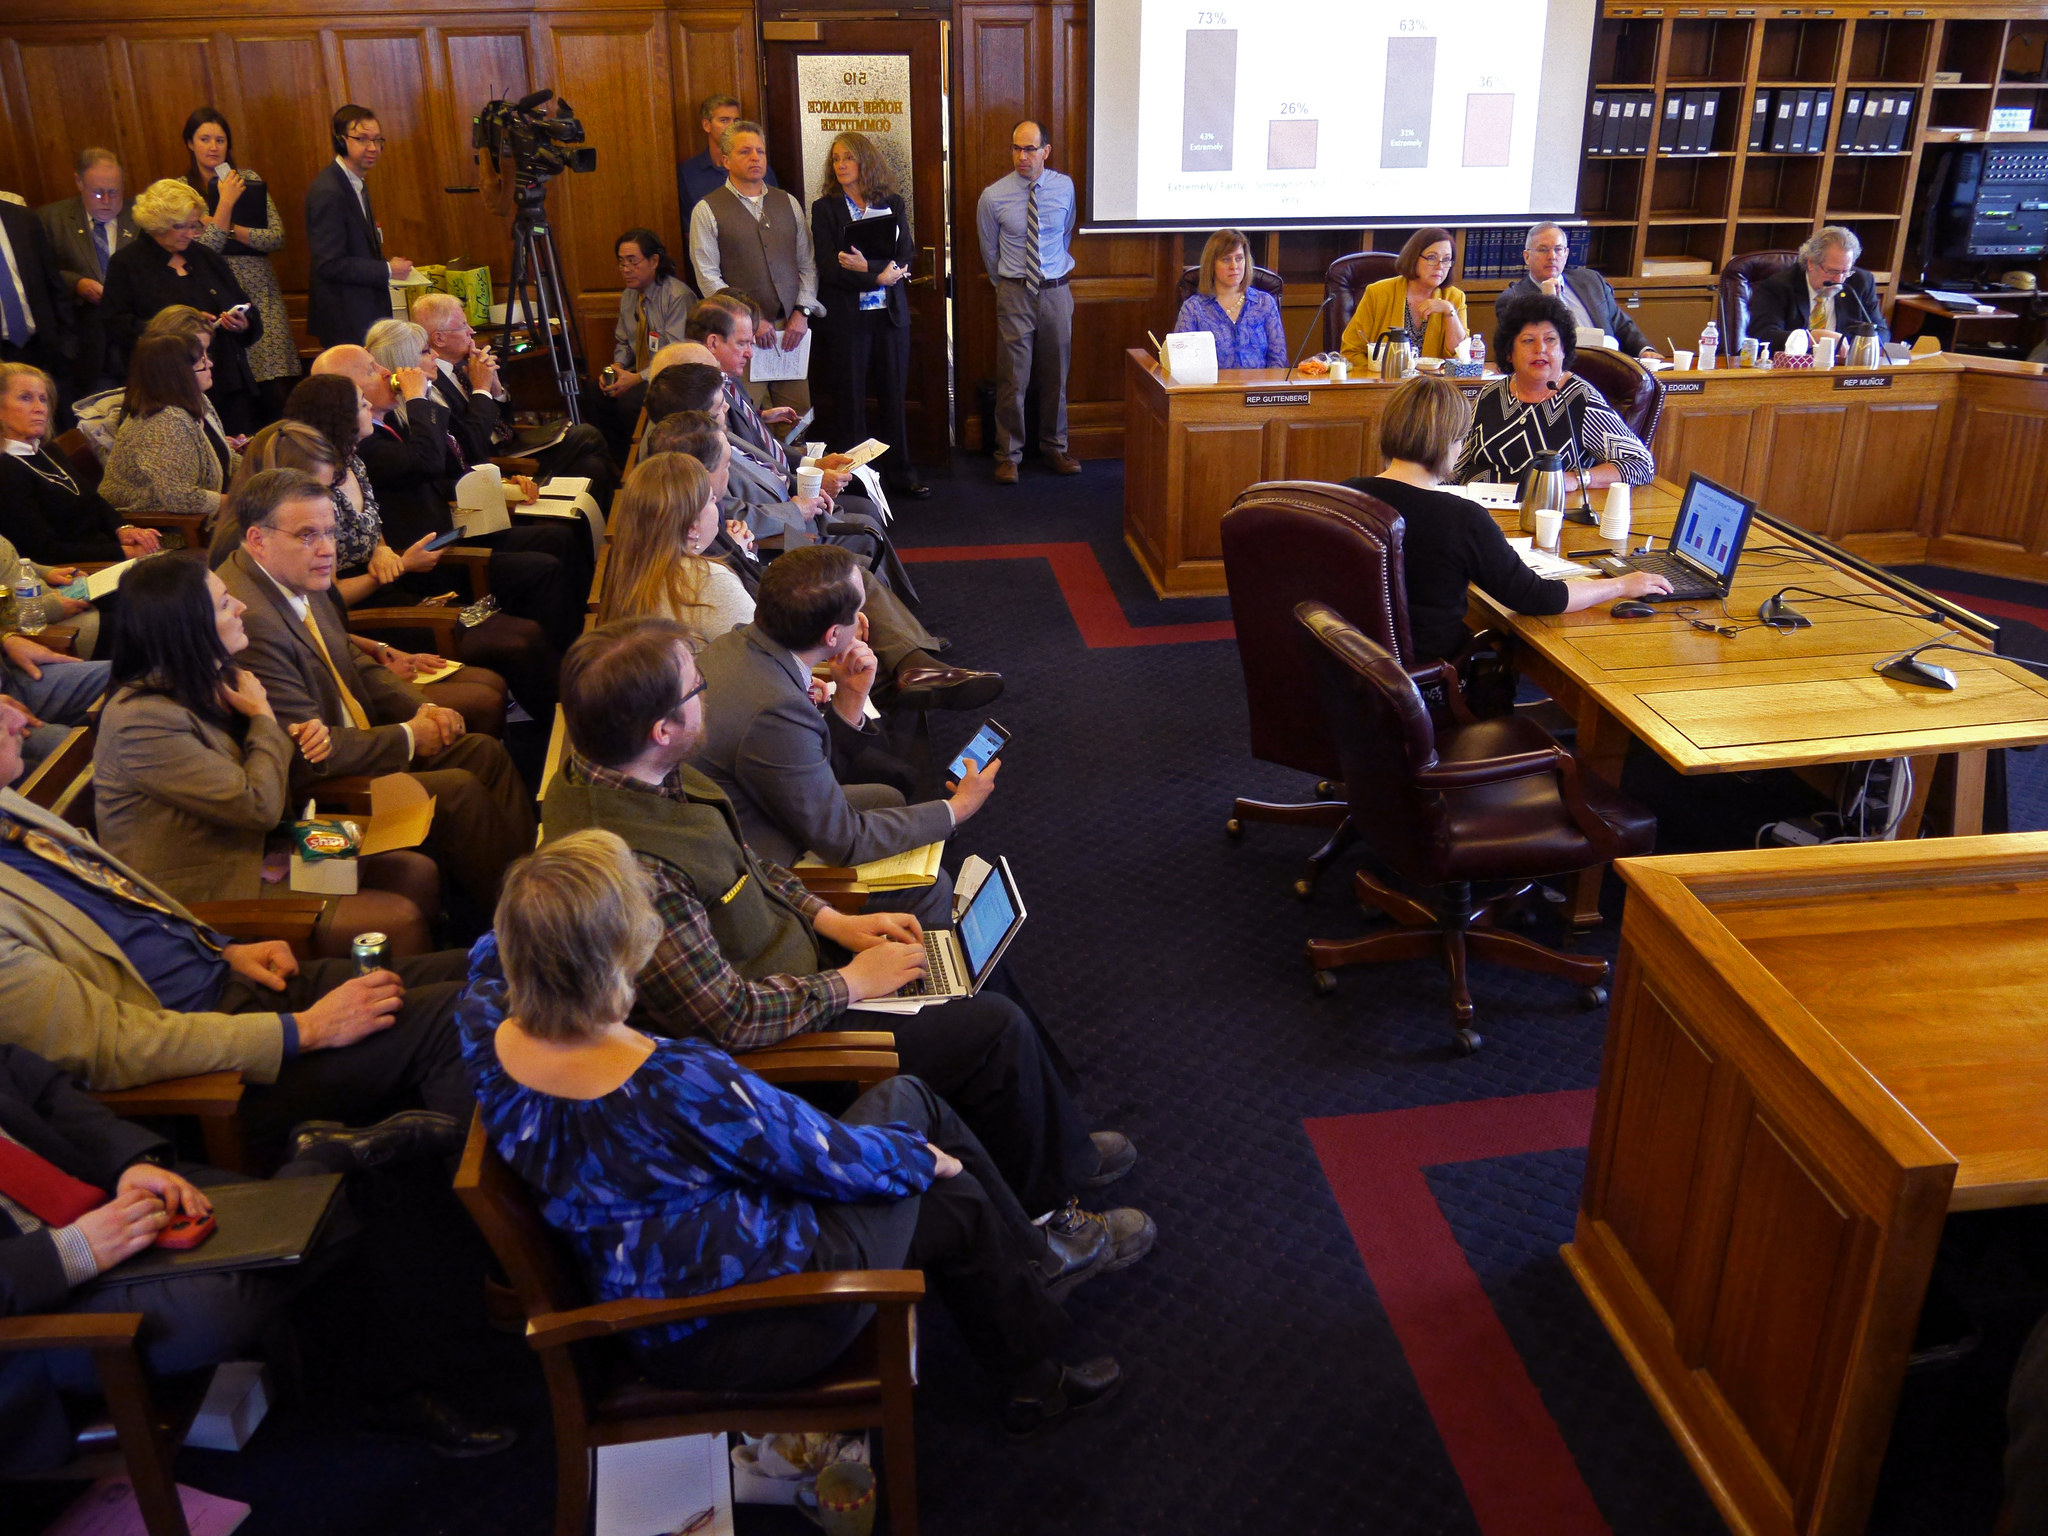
[1294,600,1656,1052]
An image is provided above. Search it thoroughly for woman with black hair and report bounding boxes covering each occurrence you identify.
[1452,293,1655,493]
[91,553,438,956]
[182,107,300,413]
[591,228,698,459]
[101,332,242,528]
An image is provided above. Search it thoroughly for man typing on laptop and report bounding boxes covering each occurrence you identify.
[540,618,1155,1279]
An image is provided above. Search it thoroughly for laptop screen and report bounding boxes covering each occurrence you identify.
[958,866,1020,979]
[1671,475,1754,579]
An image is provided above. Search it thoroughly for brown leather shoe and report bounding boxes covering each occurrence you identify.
[892,660,1005,712]
[1048,451,1083,475]
[993,459,1019,485]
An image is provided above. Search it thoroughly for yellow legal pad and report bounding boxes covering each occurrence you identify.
[794,841,943,891]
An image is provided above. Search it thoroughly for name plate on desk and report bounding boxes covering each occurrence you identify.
[1662,379,1706,395]
[1836,373,1894,390]
[1243,389,1312,407]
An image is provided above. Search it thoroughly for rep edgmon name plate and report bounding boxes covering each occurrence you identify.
[1244,389,1312,406]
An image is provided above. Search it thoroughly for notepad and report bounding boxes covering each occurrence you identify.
[594,1434,733,1536]
[85,559,136,600]
[795,841,943,890]
[409,656,464,685]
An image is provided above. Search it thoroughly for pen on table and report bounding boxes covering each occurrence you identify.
[671,1508,714,1535]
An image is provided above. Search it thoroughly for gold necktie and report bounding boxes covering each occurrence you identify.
[1809,293,1829,330]
[302,607,372,731]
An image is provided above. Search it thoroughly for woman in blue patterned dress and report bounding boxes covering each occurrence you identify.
[459,829,1125,1436]
[1170,228,1287,369]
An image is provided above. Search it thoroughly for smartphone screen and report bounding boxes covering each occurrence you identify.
[425,528,464,551]
[948,720,1009,780]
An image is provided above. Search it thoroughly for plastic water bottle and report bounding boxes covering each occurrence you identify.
[1697,319,1719,372]
[12,560,43,635]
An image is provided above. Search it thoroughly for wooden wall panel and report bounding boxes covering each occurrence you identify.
[10,40,124,202]
[231,34,336,295]
[437,29,532,290]
[1832,401,1945,539]
[546,15,676,351]
[1944,401,2048,549]
[123,38,226,190]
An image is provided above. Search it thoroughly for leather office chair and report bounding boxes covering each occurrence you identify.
[1173,262,1286,311]
[455,1101,922,1536]
[1322,253,1402,352]
[1718,250,1803,351]
[1570,345,1666,444]
[1295,600,1656,1052]
[1220,481,1494,898]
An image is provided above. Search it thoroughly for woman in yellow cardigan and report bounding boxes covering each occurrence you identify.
[1340,227,1469,370]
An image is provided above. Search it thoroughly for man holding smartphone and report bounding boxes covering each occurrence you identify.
[694,547,998,930]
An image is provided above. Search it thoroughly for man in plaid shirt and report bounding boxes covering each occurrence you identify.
[540,619,1155,1279]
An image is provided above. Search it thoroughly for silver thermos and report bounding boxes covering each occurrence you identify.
[1379,327,1416,383]
[1519,451,1568,534]
[1846,324,1882,369]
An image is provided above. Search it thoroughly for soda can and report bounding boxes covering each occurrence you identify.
[350,932,392,976]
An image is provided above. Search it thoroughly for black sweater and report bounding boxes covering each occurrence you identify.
[1345,475,1568,662]
[0,450,128,563]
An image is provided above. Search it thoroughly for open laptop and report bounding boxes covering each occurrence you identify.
[1592,472,1757,601]
[850,856,1028,1013]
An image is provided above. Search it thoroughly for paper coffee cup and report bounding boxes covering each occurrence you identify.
[1672,350,1694,371]
[795,465,824,499]
[1600,484,1631,541]
[1534,507,1565,552]
[1813,332,1839,369]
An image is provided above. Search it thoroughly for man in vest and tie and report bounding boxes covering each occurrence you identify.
[37,147,136,392]
[305,104,415,349]
[687,120,820,419]
[216,469,535,919]
[976,120,1081,486]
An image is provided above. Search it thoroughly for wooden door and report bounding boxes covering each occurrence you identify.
[764,19,951,460]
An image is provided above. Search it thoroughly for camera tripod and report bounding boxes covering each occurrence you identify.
[500,182,584,424]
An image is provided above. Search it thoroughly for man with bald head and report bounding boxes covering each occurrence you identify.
[976,119,1080,485]
[1498,223,1659,361]
[410,291,618,504]
[311,343,586,657]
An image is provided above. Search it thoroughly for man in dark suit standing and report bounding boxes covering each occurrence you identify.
[1498,222,1661,361]
[1743,226,1889,353]
[305,103,414,348]
[0,195,76,390]
[37,147,137,393]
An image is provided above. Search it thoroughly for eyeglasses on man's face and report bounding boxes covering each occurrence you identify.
[258,522,336,549]
[347,133,387,149]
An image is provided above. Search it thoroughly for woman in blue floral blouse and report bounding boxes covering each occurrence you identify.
[1170,228,1287,370]
[459,830,1126,1436]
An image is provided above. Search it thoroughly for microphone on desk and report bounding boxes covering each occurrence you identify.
[1284,297,1338,383]
[1548,380,1601,524]
[1759,585,1943,631]
[1873,636,2048,690]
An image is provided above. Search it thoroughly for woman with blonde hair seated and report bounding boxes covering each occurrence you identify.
[93,552,438,957]
[597,452,754,638]
[1170,228,1286,369]
[459,827,1123,1433]
[99,179,263,433]
[1339,226,1469,371]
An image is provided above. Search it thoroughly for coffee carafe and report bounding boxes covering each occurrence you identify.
[1846,323,1882,369]
[1519,451,1569,534]
[1379,328,1416,383]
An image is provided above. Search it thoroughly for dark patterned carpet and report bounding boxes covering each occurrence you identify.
[14,452,2048,1536]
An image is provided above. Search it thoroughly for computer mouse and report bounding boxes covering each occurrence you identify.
[1610,600,1657,619]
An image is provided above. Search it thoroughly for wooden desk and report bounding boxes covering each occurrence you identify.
[1466,478,2048,919]
[1567,834,2048,1536]
[1123,349,2048,598]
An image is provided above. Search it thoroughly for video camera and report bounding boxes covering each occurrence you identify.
[472,89,595,211]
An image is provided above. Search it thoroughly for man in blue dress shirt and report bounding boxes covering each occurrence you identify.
[975,120,1080,485]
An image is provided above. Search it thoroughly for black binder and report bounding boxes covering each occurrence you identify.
[106,1175,343,1282]
[1790,89,1815,152]
[1677,92,1703,153]
[1769,94,1796,151]
[1750,90,1774,150]
[1811,91,1833,154]
[1839,90,1866,151]
[1588,96,1608,154]
[1699,91,1720,151]
[1632,92,1657,154]
[1882,91,1913,150]
[1660,93,1684,151]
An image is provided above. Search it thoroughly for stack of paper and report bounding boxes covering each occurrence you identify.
[594,1434,733,1536]
[795,841,943,890]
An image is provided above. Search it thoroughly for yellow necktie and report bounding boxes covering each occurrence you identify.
[302,607,372,731]
[1809,293,1829,330]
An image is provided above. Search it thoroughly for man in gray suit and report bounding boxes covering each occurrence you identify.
[36,147,135,391]
[216,469,534,914]
[695,546,998,929]
[1497,223,1662,362]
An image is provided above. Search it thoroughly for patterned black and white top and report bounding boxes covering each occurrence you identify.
[1452,374,1655,488]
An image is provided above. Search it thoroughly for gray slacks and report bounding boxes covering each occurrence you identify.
[993,279,1073,462]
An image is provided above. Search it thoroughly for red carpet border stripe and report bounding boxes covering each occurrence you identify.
[1928,588,2048,632]
[899,543,1237,648]
[1305,1090,1606,1536]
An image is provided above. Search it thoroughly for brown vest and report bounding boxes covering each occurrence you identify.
[703,184,803,321]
